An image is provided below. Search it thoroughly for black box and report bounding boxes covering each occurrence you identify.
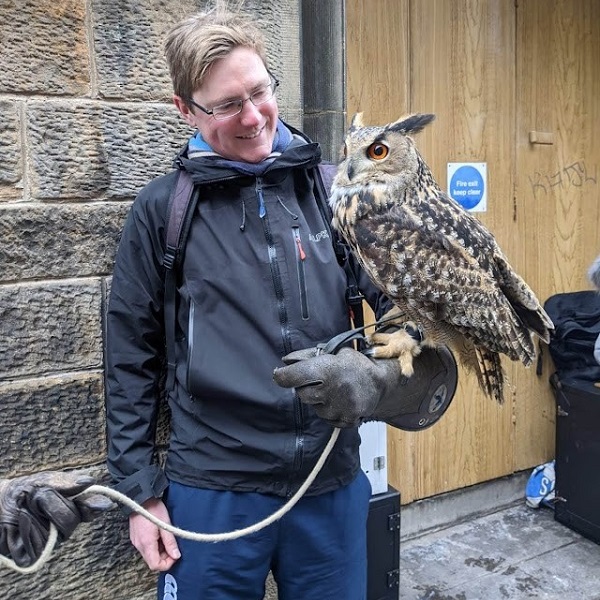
[553,375,600,544]
[367,486,400,600]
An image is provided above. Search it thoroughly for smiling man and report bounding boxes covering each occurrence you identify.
[104,5,455,600]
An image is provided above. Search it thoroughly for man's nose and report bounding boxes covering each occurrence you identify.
[239,98,262,124]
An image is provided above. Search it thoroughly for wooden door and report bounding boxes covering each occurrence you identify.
[514,0,600,469]
[346,0,600,503]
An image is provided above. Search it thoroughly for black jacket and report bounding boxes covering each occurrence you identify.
[105,127,389,506]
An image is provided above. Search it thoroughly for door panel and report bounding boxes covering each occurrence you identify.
[514,0,600,470]
[346,0,600,503]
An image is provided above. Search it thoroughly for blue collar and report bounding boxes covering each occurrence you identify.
[187,119,294,175]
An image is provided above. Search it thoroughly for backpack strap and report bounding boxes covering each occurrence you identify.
[164,170,195,269]
[313,164,365,330]
[163,170,199,391]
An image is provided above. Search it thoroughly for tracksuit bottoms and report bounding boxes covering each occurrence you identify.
[158,470,371,600]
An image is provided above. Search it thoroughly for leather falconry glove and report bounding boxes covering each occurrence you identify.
[273,341,458,431]
[0,470,114,567]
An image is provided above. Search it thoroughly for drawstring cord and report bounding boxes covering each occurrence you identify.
[239,198,247,231]
[277,197,299,220]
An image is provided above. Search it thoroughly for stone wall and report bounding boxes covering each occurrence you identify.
[0,1,302,597]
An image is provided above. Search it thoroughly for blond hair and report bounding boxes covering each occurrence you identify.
[164,5,268,103]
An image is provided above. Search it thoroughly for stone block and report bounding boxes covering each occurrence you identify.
[0,202,130,280]
[0,466,156,599]
[27,102,190,199]
[279,107,303,132]
[244,0,302,112]
[266,573,279,599]
[130,592,157,600]
[0,280,103,379]
[92,0,179,100]
[91,0,302,111]
[0,0,89,95]
[0,372,106,476]
[0,100,23,200]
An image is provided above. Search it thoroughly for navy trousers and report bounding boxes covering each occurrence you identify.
[158,471,371,600]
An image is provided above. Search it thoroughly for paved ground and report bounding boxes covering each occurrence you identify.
[399,478,600,600]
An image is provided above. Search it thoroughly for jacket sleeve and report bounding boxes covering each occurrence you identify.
[105,175,175,506]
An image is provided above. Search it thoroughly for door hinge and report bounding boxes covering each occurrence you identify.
[373,455,386,470]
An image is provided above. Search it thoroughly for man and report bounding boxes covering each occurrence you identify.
[105,6,455,599]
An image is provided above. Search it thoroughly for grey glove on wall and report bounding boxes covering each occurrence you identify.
[0,471,114,567]
[273,345,457,430]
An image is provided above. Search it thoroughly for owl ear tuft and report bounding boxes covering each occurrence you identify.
[389,113,436,135]
[350,112,364,130]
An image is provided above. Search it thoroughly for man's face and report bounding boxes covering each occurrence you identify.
[174,46,279,164]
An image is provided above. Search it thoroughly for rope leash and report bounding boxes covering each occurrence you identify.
[0,525,59,575]
[1,314,408,575]
[0,427,340,575]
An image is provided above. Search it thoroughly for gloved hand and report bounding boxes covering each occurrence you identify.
[0,470,114,567]
[273,344,457,430]
[274,347,404,428]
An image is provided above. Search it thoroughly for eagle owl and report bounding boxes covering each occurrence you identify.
[329,113,554,403]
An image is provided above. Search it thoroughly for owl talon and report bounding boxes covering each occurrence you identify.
[366,328,422,377]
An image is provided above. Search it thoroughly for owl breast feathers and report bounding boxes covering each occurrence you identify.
[329,112,554,403]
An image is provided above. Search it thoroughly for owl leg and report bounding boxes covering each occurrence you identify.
[366,324,423,377]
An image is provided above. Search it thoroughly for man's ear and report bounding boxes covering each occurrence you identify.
[173,95,196,127]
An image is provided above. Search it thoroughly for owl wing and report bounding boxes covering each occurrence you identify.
[425,191,552,340]
[350,190,539,363]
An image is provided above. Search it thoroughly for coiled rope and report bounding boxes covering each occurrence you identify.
[1,427,340,575]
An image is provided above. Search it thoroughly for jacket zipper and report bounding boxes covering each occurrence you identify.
[256,177,289,350]
[292,226,309,320]
[257,178,266,218]
[186,299,195,392]
[255,177,304,491]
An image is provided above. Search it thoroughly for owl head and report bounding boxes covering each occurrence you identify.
[334,112,435,187]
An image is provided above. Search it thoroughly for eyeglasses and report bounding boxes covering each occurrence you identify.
[187,73,280,121]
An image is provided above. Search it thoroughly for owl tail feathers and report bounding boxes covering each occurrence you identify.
[474,347,505,404]
[456,342,505,403]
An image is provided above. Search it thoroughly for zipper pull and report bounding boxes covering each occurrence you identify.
[256,178,266,218]
[293,228,306,260]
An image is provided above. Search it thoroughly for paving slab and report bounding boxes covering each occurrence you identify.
[400,503,600,600]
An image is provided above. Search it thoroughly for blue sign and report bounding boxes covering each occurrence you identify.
[447,163,487,211]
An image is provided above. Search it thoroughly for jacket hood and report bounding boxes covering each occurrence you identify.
[173,120,322,186]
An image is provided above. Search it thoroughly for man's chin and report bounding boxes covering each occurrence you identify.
[238,145,272,164]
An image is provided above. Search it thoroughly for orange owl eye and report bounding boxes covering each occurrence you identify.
[367,143,389,160]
